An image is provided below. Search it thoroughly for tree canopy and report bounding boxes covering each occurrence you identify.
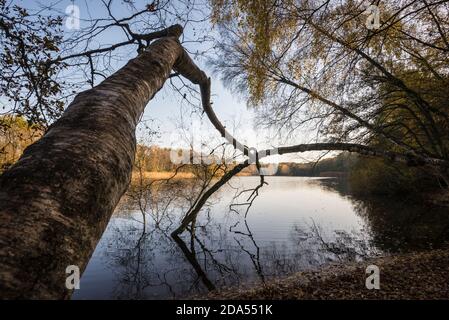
[210,0,449,178]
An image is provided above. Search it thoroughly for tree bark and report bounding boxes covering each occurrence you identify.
[0,32,184,299]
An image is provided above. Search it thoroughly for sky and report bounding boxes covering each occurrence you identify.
[12,0,333,163]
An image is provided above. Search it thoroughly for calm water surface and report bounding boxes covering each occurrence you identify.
[72,177,449,299]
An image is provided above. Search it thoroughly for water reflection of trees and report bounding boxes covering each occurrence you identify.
[319,178,449,253]
[101,221,179,299]
[98,177,449,299]
[352,198,449,253]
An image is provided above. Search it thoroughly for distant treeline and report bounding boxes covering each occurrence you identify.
[134,144,356,177]
[135,145,178,172]
[134,144,224,173]
[276,153,357,177]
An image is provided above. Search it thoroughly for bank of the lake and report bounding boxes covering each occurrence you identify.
[204,187,449,300]
[206,247,449,299]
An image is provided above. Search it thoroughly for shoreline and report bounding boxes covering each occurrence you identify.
[130,171,346,181]
[203,248,449,300]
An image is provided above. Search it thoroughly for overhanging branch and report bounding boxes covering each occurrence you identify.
[171,34,449,169]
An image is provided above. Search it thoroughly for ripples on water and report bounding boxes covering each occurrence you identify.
[72,177,449,299]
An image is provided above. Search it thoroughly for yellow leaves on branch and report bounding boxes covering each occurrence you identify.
[211,0,298,105]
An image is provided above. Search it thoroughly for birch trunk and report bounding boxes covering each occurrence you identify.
[0,35,184,299]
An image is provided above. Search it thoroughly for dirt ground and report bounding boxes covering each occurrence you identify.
[205,248,449,300]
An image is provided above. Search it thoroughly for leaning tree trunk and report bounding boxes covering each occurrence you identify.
[0,29,194,299]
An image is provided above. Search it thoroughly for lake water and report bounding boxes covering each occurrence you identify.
[72,176,449,299]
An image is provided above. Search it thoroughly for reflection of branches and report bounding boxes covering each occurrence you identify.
[171,233,216,291]
[305,219,375,263]
[171,211,245,293]
[230,175,267,218]
[308,220,343,263]
[129,145,244,293]
[104,215,188,299]
[230,220,265,283]
[106,226,156,299]
[171,160,250,235]
[226,175,268,281]
[352,195,449,253]
[187,225,237,275]
[170,152,269,284]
